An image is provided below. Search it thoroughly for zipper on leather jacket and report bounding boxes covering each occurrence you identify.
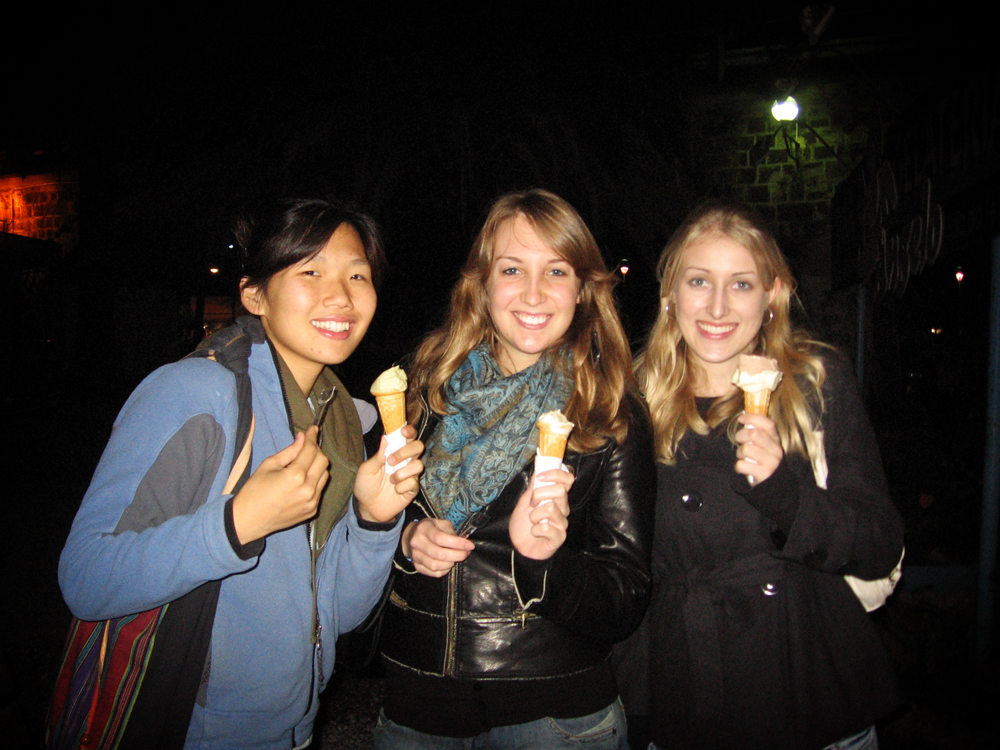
[413,390,475,677]
[442,509,486,674]
[444,563,459,676]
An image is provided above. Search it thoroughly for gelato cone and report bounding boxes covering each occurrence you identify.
[375,393,406,432]
[732,355,782,416]
[743,388,772,416]
[370,366,408,433]
[536,410,574,459]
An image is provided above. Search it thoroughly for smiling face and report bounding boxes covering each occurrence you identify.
[672,234,780,396]
[485,214,582,375]
[241,223,377,395]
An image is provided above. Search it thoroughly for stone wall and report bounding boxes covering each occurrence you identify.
[0,171,79,252]
[683,80,870,348]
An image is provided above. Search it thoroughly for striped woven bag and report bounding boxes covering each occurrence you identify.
[45,319,258,750]
[46,610,166,749]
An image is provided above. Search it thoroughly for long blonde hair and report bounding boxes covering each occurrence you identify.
[409,189,634,451]
[636,201,827,463]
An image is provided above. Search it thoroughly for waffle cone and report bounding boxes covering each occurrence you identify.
[537,429,569,459]
[743,389,772,415]
[375,392,407,433]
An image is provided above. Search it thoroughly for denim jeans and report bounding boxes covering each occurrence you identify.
[647,724,877,750]
[373,699,629,749]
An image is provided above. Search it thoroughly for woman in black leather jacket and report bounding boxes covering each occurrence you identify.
[373,189,655,749]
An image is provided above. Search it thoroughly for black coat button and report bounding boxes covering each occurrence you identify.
[681,491,703,512]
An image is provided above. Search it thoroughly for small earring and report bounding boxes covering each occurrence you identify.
[663,301,672,315]
[763,308,775,326]
[590,329,602,365]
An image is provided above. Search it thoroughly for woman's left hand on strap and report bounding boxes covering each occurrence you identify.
[734,413,784,484]
[508,468,573,560]
[354,425,425,523]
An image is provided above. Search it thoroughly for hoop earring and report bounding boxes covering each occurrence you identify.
[763,308,775,326]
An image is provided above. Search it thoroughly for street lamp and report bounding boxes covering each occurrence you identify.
[771,96,799,122]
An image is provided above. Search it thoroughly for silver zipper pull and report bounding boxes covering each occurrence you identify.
[311,386,336,447]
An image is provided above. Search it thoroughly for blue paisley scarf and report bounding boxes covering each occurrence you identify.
[422,345,573,527]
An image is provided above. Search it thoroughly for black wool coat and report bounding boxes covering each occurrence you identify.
[617,353,904,750]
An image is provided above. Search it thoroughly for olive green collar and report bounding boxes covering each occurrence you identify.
[272,349,364,554]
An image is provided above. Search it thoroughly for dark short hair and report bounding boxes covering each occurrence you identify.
[236,197,385,291]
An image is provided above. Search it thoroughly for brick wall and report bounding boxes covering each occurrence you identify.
[683,81,870,348]
[689,83,866,242]
[0,171,79,252]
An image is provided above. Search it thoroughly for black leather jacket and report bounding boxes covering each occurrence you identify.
[380,392,655,679]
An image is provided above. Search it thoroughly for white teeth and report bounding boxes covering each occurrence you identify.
[699,322,736,334]
[312,320,350,332]
[515,313,549,326]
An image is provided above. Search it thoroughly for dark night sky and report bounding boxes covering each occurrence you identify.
[5,3,978,392]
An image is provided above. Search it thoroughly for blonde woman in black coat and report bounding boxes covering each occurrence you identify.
[618,202,904,750]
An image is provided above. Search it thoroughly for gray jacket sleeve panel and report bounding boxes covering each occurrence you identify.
[59,358,251,621]
[114,413,227,534]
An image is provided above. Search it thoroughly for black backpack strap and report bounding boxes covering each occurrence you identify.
[117,582,221,750]
[187,318,259,490]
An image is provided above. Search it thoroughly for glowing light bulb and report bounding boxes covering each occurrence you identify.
[771,97,799,121]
